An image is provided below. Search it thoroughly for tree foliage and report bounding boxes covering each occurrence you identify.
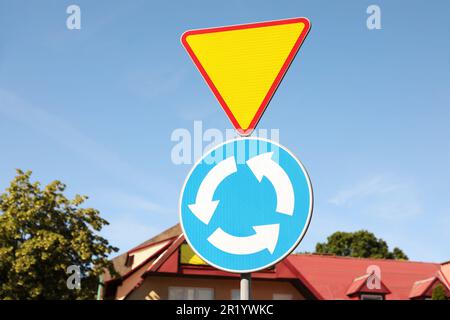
[431,284,447,300]
[315,230,408,260]
[0,170,117,299]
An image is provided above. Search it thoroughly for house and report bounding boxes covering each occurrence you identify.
[100,224,450,300]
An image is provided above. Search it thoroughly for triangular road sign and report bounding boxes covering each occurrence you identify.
[182,17,310,136]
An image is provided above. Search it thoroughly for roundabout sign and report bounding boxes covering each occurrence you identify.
[180,137,313,273]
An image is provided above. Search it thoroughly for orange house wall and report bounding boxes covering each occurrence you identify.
[126,275,304,300]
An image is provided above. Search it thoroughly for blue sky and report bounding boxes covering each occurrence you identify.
[0,1,449,262]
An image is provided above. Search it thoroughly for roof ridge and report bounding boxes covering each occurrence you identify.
[128,236,178,254]
[352,273,371,282]
[291,253,440,265]
[412,277,436,285]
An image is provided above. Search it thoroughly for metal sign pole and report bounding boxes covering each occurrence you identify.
[240,273,252,300]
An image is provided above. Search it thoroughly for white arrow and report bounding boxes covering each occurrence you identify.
[208,224,280,255]
[188,156,237,224]
[246,152,295,215]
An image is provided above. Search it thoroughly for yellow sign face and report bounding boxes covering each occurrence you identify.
[182,18,310,135]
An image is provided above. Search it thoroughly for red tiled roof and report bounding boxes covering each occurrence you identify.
[286,254,442,300]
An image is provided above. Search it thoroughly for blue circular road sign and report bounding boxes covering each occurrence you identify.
[180,137,313,273]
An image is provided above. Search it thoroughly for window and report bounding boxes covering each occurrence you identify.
[168,287,214,300]
[273,293,293,300]
[231,289,240,300]
[360,294,383,300]
[125,255,134,267]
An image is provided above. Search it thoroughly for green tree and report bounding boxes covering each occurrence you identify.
[315,230,408,260]
[431,284,447,300]
[0,170,117,299]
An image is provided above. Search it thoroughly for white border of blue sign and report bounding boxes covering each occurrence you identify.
[179,137,314,274]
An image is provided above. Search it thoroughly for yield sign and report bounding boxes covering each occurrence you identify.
[181,17,311,136]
